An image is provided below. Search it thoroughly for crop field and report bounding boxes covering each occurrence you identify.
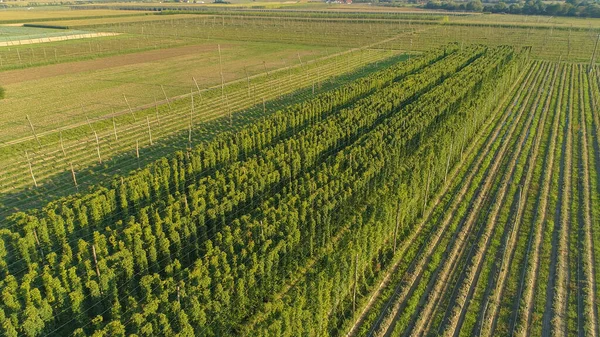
[1,5,600,337]
[349,59,600,337]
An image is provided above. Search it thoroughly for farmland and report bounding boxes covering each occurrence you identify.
[1,4,600,337]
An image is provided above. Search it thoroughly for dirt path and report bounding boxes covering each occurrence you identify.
[0,32,119,47]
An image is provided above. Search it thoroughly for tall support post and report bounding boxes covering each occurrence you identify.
[218,44,225,98]
[461,126,467,158]
[94,131,101,164]
[59,131,66,156]
[423,167,431,214]
[244,66,250,98]
[112,116,118,141]
[32,228,44,259]
[394,199,401,253]
[154,97,161,130]
[147,116,153,146]
[193,76,201,95]
[226,94,232,126]
[70,162,78,189]
[123,94,136,121]
[353,253,358,312]
[25,150,37,188]
[26,115,40,146]
[161,85,172,110]
[92,244,101,282]
[445,140,453,183]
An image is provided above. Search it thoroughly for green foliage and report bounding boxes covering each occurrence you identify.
[426,0,600,17]
[0,86,4,100]
[0,45,522,336]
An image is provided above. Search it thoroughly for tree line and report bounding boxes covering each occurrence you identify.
[425,0,600,18]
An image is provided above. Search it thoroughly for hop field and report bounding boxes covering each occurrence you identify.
[1,6,600,337]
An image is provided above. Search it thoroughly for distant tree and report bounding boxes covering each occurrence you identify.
[0,87,4,99]
[466,0,484,11]
[492,1,508,12]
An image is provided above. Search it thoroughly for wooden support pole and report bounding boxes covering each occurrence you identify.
[161,85,172,110]
[136,140,140,159]
[147,116,153,146]
[94,131,101,164]
[226,94,232,126]
[59,132,66,156]
[461,126,467,158]
[193,76,201,95]
[112,117,118,141]
[423,167,431,214]
[218,44,225,97]
[123,94,136,121]
[445,141,453,183]
[244,66,250,98]
[70,162,78,189]
[26,115,40,146]
[92,244,101,278]
[32,228,44,260]
[262,97,266,114]
[154,97,161,130]
[25,150,37,188]
[353,253,358,312]
[394,199,401,253]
